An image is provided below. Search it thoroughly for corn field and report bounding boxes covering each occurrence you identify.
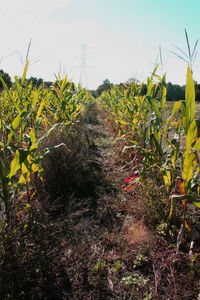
[1,61,200,298]
[0,61,92,227]
[99,64,200,251]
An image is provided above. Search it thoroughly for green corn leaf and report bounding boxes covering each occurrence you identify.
[160,73,167,112]
[146,95,161,122]
[0,157,6,183]
[18,149,29,165]
[151,133,163,156]
[8,148,29,179]
[162,134,176,150]
[151,65,159,80]
[41,143,69,158]
[37,123,58,145]
[14,76,23,102]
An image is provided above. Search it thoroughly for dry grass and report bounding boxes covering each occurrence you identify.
[122,217,150,245]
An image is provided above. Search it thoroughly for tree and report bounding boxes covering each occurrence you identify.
[27,77,43,88]
[0,69,12,90]
[166,82,185,101]
[96,79,113,96]
[195,83,200,101]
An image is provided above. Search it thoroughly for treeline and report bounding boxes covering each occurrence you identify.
[0,69,78,91]
[1,69,200,101]
[89,79,200,101]
[0,69,53,91]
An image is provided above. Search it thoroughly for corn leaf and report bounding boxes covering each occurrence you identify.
[0,76,21,114]
[169,197,173,218]
[182,151,196,183]
[146,95,161,122]
[163,170,171,188]
[9,150,20,178]
[7,114,21,145]
[160,74,167,112]
[21,60,29,85]
[193,201,200,208]
[35,96,45,122]
[186,119,197,151]
[185,64,195,132]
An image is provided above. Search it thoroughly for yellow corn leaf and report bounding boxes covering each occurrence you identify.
[32,90,39,107]
[193,201,200,208]
[36,96,45,122]
[8,150,20,178]
[19,173,29,184]
[186,120,197,151]
[21,162,29,174]
[18,162,29,184]
[0,76,21,114]
[31,163,42,173]
[194,137,200,150]
[185,64,195,127]
[182,151,196,183]
[21,60,29,85]
[163,170,171,189]
[164,101,182,131]
[7,114,21,145]
[169,197,173,218]
[198,186,200,196]
[185,219,192,231]
[172,152,176,169]
[119,119,128,125]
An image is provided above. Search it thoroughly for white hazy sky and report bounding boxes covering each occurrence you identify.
[0,0,200,89]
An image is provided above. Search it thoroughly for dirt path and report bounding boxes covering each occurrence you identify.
[60,103,156,299]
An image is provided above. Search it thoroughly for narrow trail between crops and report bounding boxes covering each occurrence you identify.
[59,102,156,299]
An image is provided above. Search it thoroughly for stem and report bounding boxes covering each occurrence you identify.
[0,156,11,224]
[176,223,184,254]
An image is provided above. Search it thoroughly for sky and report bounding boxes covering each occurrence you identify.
[0,0,200,89]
